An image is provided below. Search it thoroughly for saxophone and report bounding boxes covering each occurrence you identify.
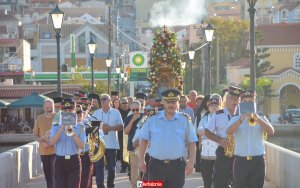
[224,135,234,158]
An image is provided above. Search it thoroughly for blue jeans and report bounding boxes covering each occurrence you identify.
[94,149,117,188]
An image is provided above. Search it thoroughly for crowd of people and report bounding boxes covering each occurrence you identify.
[32,86,274,188]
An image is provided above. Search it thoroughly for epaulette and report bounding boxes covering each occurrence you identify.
[204,111,210,116]
[216,110,224,114]
[181,112,191,122]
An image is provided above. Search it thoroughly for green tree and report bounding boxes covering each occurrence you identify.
[63,67,108,95]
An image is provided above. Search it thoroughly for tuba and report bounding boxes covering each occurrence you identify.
[248,113,257,126]
[65,125,75,136]
[224,135,234,158]
[88,134,105,162]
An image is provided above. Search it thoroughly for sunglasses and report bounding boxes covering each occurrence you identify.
[101,98,109,101]
[131,109,139,112]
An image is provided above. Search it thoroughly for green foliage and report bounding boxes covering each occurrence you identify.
[63,73,108,95]
[240,77,272,96]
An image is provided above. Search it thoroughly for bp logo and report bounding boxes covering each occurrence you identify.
[132,53,145,67]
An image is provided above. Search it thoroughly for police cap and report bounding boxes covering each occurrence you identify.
[228,86,243,97]
[161,89,181,102]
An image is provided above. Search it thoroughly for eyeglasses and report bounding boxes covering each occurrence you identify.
[121,103,128,104]
[101,98,109,101]
[131,109,139,112]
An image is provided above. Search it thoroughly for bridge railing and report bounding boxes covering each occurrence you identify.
[0,141,42,188]
[265,141,300,188]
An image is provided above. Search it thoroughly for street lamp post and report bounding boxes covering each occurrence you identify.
[205,23,215,95]
[188,49,195,90]
[116,64,121,93]
[50,4,64,97]
[106,56,112,94]
[248,0,258,91]
[120,72,125,96]
[123,75,128,96]
[87,39,97,94]
[181,62,186,93]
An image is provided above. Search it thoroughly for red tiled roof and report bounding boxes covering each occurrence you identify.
[264,67,300,76]
[0,85,80,99]
[0,72,24,76]
[229,58,250,68]
[256,23,300,46]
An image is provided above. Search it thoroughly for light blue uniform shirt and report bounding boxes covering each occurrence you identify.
[228,115,270,156]
[50,124,86,156]
[206,108,232,140]
[198,113,212,140]
[139,111,198,160]
[92,107,123,149]
[78,116,92,152]
[179,106,195,123]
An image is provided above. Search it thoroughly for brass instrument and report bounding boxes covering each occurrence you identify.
[65,125,75,136]
[88,134,105,162]
[248,113,257,126]
[224,135,234,158]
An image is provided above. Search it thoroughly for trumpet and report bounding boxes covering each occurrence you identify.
[65,125,75,136]
[248,113,257,126]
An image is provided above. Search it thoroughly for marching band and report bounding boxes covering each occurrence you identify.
[34,86,274,188]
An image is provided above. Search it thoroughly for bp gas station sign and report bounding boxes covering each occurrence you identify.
[129,51,148,81]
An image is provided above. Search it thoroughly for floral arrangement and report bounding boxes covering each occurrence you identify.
[148,26,184,96]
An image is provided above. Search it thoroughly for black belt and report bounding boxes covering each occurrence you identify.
[55,154,78,159]
[150,157,184,164]
[235,155,264,161]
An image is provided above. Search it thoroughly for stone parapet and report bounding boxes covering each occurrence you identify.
[0,142,42,188]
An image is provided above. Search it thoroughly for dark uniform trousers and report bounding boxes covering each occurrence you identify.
[40,154,55,188]
[233,155,265,188]
[200,159,215,188]
[94,149,117,188]
[53,154,81,188]
[148,157,186,188]
[213,146,233,188]
[80,151,93,188]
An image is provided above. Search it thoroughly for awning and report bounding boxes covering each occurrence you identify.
[0,100,9,108]
[8,92,48,108]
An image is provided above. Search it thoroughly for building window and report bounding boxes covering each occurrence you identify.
[78,33,85,53]
[90,32,97,43]
[294,53,300,69]
[43,32,51,39]
[281,9,289,20]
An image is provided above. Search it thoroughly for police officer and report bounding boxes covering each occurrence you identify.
[197,95,222,188]
[205,86,243,188]
[78,98,94,188]
[227,90,274,188]
[49,99,86,188]
[138,89,198,188]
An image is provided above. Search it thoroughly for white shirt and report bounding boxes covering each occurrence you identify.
[93,107,123,149]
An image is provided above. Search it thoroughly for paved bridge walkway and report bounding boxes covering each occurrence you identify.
[21,165,277,188]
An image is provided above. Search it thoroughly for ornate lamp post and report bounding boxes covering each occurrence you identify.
[106,56,112,94]
[49,4,64,97]
[248,0,258,91]
[188,49,195,90]
[115,64,121,93]
[204,23,215,95]
[87,39,97,94]
[120,72,125,96]
[181,61,186,93]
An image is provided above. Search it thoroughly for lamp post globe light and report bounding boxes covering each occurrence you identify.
[188,49,195,91]
[116,65,121,93]
[204,23,215,95]
[106,56,112,94]
[49,4,64,97]
[120,72,125,96]
[248,0,258,91]
[87,39,97,94]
